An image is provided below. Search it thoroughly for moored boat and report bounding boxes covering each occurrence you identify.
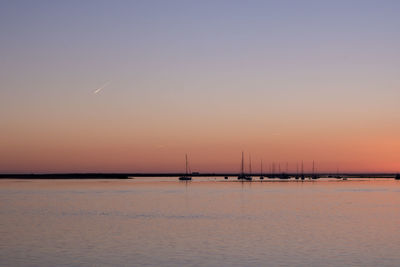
[179,154,192,181]
[238,152,252,181]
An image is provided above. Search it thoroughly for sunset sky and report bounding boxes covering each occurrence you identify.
[1,0,399,173]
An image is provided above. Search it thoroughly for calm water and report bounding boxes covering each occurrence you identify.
[1,178,400,266]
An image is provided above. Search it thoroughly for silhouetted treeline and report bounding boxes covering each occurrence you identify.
[0,172,397,179]
[0,173,131,179]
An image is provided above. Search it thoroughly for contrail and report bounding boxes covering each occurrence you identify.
[93,81,111,94]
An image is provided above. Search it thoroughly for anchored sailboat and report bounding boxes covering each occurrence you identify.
[311,160,320,179]
[179,154,192,181]
[334,166,342,179]
[238,152,252,181]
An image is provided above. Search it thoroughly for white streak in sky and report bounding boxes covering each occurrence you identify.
[93,81,111,94]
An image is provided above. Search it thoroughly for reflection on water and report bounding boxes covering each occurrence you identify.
[1,178,400,266]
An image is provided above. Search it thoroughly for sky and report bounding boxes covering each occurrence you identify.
[0,0,399,173]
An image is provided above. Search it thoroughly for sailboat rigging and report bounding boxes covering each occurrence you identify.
[179,154,192,181]
[238,152,252,181]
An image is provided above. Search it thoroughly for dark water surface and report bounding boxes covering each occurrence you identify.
[1,178,400,266]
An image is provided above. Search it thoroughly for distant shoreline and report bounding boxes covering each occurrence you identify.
[0,173,397,179]
[0,174,132,179]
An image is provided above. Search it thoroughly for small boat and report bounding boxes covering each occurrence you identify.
[334,167,342,179]
[238,152,252,181]
[311,160,320,179]
[238,174,252,181]
[395,174,400,180]
[300,161,305,180]
[224,176,228,179]
[179,154,192,181]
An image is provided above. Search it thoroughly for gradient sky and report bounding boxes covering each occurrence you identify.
[1,0,399,173]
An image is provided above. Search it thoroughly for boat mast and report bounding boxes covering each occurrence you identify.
[312,160,315,178]
[260,159,263,176]
[185,154,188,175]
[241,151,244,175]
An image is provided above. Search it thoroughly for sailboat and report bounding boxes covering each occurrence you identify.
[238,152,252,181]
[260,160,264,180]
[334,167,342,179]
[269,162,276,179]
[179,154,192,181]
[279,162,290,179]
[311,160,320,179]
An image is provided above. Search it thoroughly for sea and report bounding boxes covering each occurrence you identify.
[1,177,400,266]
